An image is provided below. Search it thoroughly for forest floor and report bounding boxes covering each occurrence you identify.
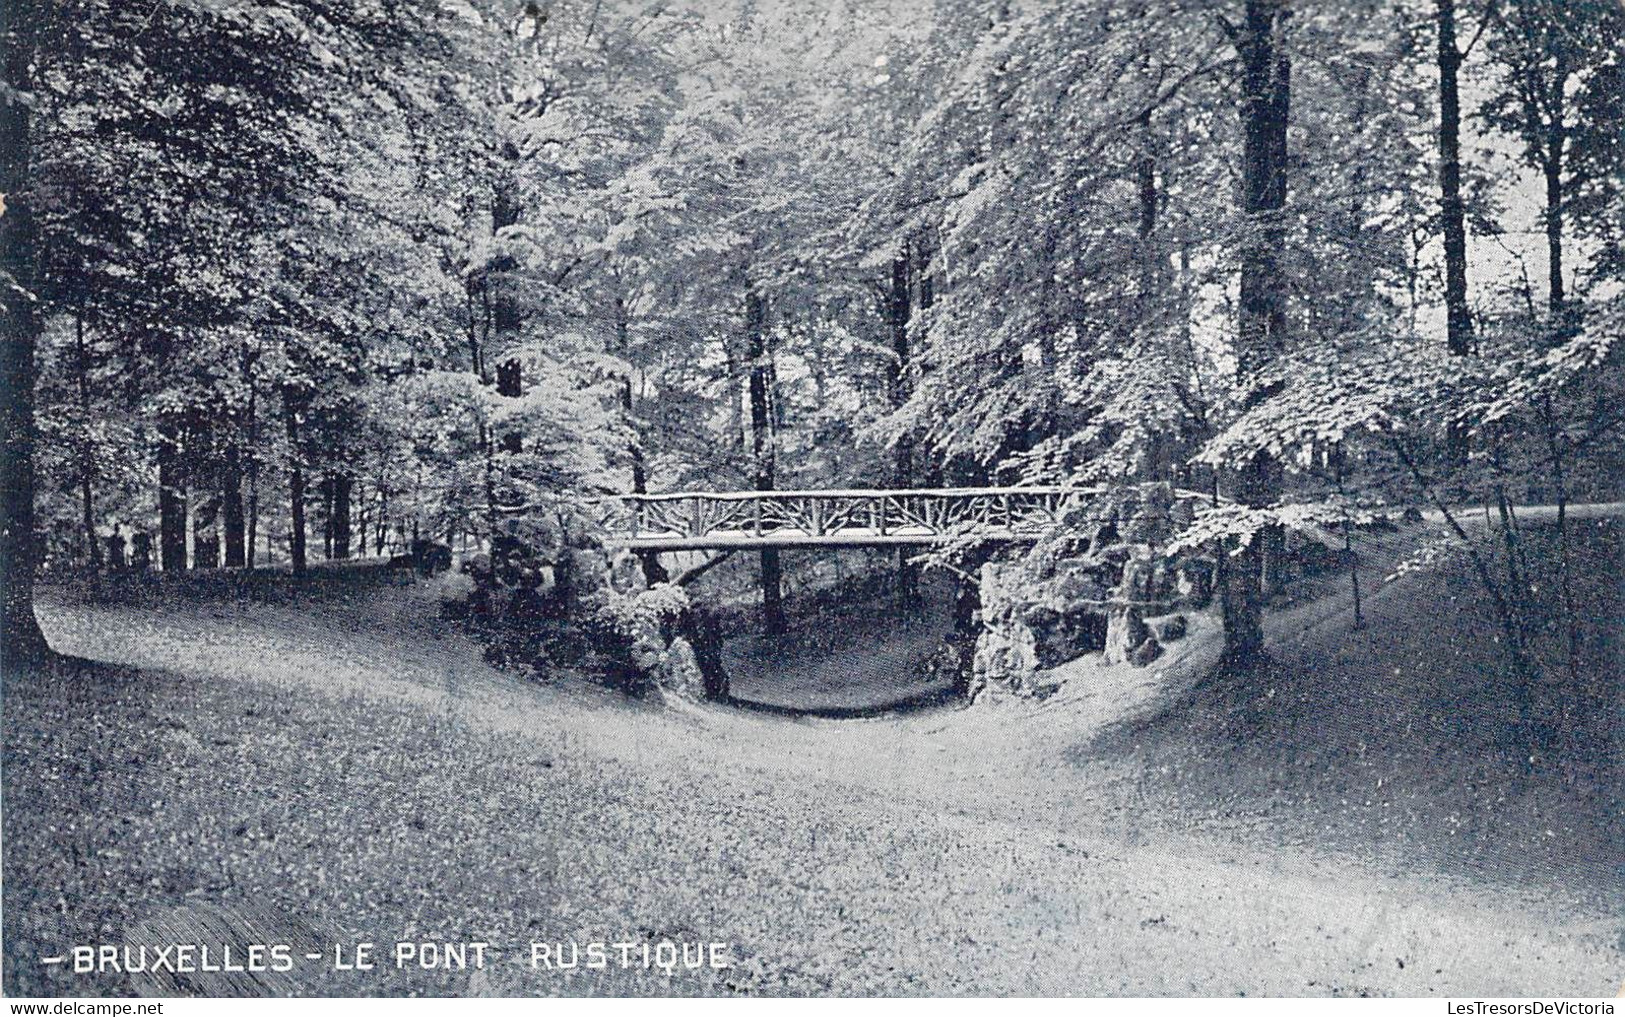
[3,512,1622,997]
[722,572,958,714]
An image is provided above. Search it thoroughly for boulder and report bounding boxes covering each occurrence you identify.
[1123,481,1175,544]
[1148,613,1188,643]
[974,558,1118,692]
[1104,606,1150,665]
[971,629,1039,698]
[1175,557,1216,608]
[1119,555,1155,603]
[1127,636,1164,667]
[1046,561,1112,610]
[410,538,453,574]
[970,482,1213,694]
[1118,550,1176,612]
[608,551,647,594]
[590,584,727,701]
[1022,605,1108,668]
[972,562,1044,697]
[1149,560,1177,603]
[654,637,709,702]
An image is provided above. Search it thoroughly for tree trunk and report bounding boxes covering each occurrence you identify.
[222,443,246,567]
[887,249,919,607]
[617,293,668,585]
[284,397,307,576]
[1543,76,1565,317]
[355,481,369,560]
[320,476,334,559]
[726,337,745,452]
[1135,111,1170,479]
[157,424,188,571]
[192,495,220,569]
[330,472,352,560]
[746,284,785,635]
[1222,0,1292,669]
[79,461,98,569]
[1332,445,1364,630]
[1437,0,1474,356]
[495,358,522,453]
[0,0,49,662]
[246,387,259,568]
[492,150,524,454]
[1436,0,1476,462]
[65,313,105,574]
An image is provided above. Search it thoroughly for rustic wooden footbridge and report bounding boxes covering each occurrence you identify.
[604,486,1114,551]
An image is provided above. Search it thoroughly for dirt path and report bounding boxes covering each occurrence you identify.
[8,568,1622,997]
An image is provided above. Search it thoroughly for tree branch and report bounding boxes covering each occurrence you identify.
[673,550,734,586]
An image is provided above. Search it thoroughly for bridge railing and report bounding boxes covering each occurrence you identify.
[609,486,1111,549]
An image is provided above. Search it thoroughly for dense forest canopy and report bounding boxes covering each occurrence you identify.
[2,0,1622,680]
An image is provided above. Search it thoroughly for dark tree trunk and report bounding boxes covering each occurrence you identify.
[495,358,522,454]
[72,311,102,568]
[1437,0,1474,356]
[616,298,649,495]
[952,566,984,697]
[725,337,745,452]
[1235,2,1290,373]
[222,444,246,567]
[284,397,307,576]
[330,472,352,560]
[887,250,919,607]
[246,387,259,568]
[746,285,785,635]
[1136,113,1158,244]
[355,481,368,560]
[887,252,912,474]
[0,0,48,662]
[1543,80,1565,317]
[157,424,188,571]
[79,461,98,568]
[192,495,220,569]
[492,152,524,455]
[617,294,668,585]
[1437,0,1476,462]
[320,476,334,559]
[1135,111,1171,478]
[1222,0,1292,668]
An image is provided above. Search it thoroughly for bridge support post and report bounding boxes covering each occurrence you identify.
[897,548,919,611]
[638,550,668,586]
[761,548,785,636]
[951,567,983,697]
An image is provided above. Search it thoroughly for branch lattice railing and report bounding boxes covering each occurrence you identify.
[605,486,1111,550]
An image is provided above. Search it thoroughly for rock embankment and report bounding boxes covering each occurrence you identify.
[973,481,1215,699]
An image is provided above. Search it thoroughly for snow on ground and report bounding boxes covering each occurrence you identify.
[4,516,1622,996]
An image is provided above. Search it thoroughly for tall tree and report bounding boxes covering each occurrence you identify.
[1219,0,1293,667]
[1437,0,1475,354]
[886,245,919,605]
[1483,0,1624,320]
[0,0,50,663]
[745,284,785,635]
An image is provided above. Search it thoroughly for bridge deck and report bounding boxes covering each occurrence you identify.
[605,486,1106,552]
[613,528,1042,551]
